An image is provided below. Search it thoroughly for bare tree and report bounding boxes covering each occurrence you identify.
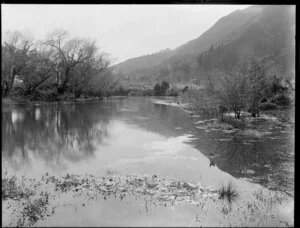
[219,71,248,119]
[69,51,112,96]
[2,31,34,96]
[44,30,105,94]
[246,59,268,117]
[18,42,56,95]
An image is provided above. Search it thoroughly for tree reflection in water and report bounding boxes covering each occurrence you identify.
[216,133,267,169]
[2,103,112,171]
[208,130,293,195]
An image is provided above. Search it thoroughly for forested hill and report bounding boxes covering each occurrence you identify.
[113,5,295,85]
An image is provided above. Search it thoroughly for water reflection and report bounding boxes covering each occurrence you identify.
[2,103,112,173]
[118,98,293,195]
[196,129,294,196]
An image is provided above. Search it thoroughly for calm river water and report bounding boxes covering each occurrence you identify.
[2,97,294,196]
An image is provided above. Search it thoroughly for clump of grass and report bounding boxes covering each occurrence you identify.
[2,175,34,201]
[218,182,238,203]
[53,174,81,192]
[18,192,52,226]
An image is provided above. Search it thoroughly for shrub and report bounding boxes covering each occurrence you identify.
[260,98,268,103]
[165,88,179,96]
[270,94,291,107]
[259,102,278,111]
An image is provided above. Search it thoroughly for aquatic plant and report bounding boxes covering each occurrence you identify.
[218,181,238,203]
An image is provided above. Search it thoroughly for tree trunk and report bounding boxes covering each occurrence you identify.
[236,111,241,119]
[7,66,16,95]
[2,80,9,96]
[57,68,71,94]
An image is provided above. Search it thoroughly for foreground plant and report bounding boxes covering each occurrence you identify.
[218,181,238,203]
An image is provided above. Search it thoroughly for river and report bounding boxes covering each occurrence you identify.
[2,96,294,226]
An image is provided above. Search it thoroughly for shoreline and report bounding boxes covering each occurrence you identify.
[1,95,176,106]
[151,97,294,128]
[2,96,104,106]
[2,171,293,227]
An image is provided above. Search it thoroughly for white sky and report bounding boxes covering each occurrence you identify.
[2,4,250,64]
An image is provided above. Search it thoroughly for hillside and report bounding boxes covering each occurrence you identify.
[173,5,262,57]
[114,5,295,85]
[113,48,174,76]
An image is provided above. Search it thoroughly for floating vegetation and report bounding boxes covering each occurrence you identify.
[2,172,219,226]
[48,174,219,204]
[2,173,55,227]
[2,172,293,227]
[2,173,34,201]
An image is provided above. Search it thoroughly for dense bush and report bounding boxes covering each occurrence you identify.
[165,88,180,96]
[153,81,170,96]
[270,94,291,107]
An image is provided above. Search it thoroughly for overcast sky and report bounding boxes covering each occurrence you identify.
[2,4,250,64]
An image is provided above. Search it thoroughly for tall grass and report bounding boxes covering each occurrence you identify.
[218,181,238,203]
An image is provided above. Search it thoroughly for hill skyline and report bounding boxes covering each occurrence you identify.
[113,5,295,85]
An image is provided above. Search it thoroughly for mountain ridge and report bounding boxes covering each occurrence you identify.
[114,5,295,85]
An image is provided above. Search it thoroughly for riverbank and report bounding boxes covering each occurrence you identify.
[2,171,293,227]
[2,95,105,106]
[151,98,294,133]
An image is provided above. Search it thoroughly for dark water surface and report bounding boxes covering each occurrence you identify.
[2,97,294,196]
